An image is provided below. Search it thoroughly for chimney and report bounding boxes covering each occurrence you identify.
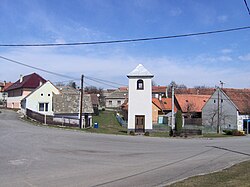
[159,95,162,101]
[20,75,23,83]
[3,81,6,86]
[39,81,43,86]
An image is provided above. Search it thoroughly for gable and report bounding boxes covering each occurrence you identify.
[6,73,46,91]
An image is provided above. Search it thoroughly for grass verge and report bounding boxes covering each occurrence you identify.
[85,110,127,135]
[167,160,250,187]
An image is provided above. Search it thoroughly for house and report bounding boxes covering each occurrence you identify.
[127,64,154,133]
[152,98,176,124]
[53,86,94,128]
[105,90,128,109]
[202,88,250,133]
[152,86,167,98]
[21,81,60,116]
[90,94,100,115]
[175,94,210,126]
[5,73,46,109]
[0,81,12,105]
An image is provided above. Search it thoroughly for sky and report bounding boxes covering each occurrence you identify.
[0,0,250,89]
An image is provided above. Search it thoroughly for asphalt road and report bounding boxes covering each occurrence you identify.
[0,109,249,187]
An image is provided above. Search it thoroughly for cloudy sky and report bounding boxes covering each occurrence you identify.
[0,0,250,88]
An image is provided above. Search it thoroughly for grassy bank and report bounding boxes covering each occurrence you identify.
[85,110,127,135]
[168,160,250,187]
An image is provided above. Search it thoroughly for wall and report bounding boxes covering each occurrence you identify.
[202,89,238,131]
[128,77,152,131]
[24,82,60,115]
[152,104,160,123]
[7,96,24,108]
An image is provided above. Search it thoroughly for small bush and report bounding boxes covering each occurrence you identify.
[102,108,105,111]
[129,131,135,136]
[223,129,245,136]
[169,129,173,137]
[232,130,245,136]
[144,131,150,136]
[223,129,233,135]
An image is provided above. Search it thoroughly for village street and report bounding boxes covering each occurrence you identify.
[0,109,250,187]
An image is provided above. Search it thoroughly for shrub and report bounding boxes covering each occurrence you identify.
[169,128,173,137]
[223,129,233,135]
[129,131,135,136]
[102,108,105,111]
[144,131,150,136]
[232,130,245,136]
[175,110,183,133]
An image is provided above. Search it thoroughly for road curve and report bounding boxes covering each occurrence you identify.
[0,109,249,187]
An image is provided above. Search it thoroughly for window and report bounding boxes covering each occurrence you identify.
[48,94,50,96]
[109,100,112,106]
[137,79,144,90]
[117,100,121,105]
[39,103,49,112]
[41,93,43,96]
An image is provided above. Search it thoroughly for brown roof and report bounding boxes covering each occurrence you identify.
[152,86,167,93]
[152,98,176,112]
[90,94,99,105]
[6,73,46,91]
[174,88,215,95]
[175,94,210,113]
[3,82,13,91]
[222,88,250,114]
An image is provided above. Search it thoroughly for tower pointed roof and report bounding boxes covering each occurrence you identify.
[127,64,154,78]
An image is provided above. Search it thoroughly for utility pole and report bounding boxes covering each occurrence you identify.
[171,83,175,130]
[79,74,84,129]
[217,87,220,134]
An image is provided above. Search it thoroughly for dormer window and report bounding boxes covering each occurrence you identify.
[137,79,144,90]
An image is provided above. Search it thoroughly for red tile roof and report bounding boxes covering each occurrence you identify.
[3,82,13,91]
[175,94,210,113]
[222,88,250,114]
[152,86,167,93]
[174,88,215,95]
[5,73,46,91]
[152,98,176,111]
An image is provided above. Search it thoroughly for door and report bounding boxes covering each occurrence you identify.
[135,115,145,133]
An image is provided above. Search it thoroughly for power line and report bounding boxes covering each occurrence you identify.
[1,26,250,47]
[244,0,250,15]
[85,76,125,87]
[0,55,123,88]
[0,55,79,80]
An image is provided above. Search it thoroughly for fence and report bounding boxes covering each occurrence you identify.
[116,114,127,128]
[26,109,79,127]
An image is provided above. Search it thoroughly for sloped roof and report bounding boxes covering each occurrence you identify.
[127,64,154,77]
[105,90,128,99]
[5,73,46,91]
[222,88,250,114]
[3,82,13,91]
[152,86,167,93]
[90,94,99,105]
[152,98,176,112]
[53,92,93,114]
[174,88,215,95]
[175,94,210,113]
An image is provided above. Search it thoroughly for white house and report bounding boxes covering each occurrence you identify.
[202,88,250,134]
[21,81,60,115]
[127,64,154,133]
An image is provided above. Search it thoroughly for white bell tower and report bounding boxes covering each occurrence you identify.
[127,64,154,133]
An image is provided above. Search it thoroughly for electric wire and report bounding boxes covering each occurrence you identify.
[0,55,123,88]
[244,0,250,15]
[0,55,78,80]
[0,26,250,47]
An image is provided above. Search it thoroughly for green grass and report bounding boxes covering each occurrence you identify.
[202,133,234,138]
[150,131,170,138]
[168,160,250,187]
[85,110,127,135]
